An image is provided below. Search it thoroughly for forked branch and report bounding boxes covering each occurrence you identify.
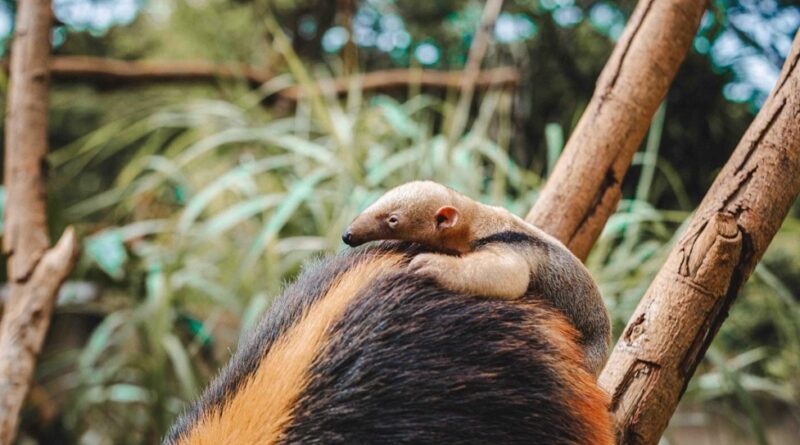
[0,1,79,443]
[598,32,800,445]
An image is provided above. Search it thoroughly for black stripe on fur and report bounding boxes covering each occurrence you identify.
[471,230,549,250]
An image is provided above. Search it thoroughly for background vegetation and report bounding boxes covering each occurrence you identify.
[0,1,798,444]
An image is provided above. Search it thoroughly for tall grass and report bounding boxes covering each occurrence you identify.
[40,73,544,442]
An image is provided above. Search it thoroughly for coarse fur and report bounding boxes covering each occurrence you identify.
[165,242,613,445]
[343,180,611,375]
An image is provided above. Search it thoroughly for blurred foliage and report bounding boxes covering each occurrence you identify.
[36,74,533,445]
[0,0,797,444]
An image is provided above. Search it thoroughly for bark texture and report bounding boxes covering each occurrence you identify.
[1,57,518,97]
[525,0,707,260]
[0,1,79,443]
[2,0,52,281]
[598,33,800,445]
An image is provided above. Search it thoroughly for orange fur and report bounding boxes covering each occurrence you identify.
[538,311,615,445]
[176,254,404,445]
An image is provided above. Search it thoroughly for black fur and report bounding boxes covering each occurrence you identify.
[284,273,591,444]
[471,230,548,250]
[164,242,422,444]
[165,242,598,444]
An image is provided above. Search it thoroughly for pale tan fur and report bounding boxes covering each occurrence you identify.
[176,254,403,445]
[408,244,537,299]
[345,181,611,375]
[349,180,565,299]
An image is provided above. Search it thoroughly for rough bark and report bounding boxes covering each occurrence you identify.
[2,0,52,281]
[0,230,78,443]
[0,1,79,443]
[0,56,519,98]
[598,32,800,445]
[525,0,707,260]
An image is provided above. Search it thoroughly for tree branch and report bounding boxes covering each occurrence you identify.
[0,56,519,98]
[525,0,708,260]
[47,56,274,85]
[281,66,519,100]
[598,31,800,445]
[0,1,79,443]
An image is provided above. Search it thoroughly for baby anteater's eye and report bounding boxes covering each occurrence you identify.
[387,215,399,228]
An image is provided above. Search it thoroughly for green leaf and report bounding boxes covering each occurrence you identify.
[85,230,129,280]
[365,148,421,186]
[178,156,293,232]
[545,123,564,175]
[78,311,129,373]
[107,384,151,403]
[376,96,418,138]
[162,334,198,399]
[179,313,213,347]
[242,169,331,271]
[199,194,284,237]
[262,134,338,165]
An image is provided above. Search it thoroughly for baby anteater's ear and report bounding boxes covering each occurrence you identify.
[434,206,460,229]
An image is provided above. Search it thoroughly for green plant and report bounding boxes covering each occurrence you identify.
[41,63,537,442]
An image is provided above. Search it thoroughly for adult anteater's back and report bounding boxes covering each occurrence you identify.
[165,242,613,445]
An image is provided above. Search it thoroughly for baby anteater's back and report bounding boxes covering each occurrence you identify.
[165,242,613,445]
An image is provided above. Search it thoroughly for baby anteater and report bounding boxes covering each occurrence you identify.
[343,180,611,375]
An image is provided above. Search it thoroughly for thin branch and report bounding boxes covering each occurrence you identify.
[47,56,274,85]
[281,66,519,99]
[0,56,519,99]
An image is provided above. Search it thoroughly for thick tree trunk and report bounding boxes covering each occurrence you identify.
[525,0,707,261]
[598,33,800,445]
[0,1,79,444]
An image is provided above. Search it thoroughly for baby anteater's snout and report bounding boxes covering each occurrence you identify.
[342,229,355,246]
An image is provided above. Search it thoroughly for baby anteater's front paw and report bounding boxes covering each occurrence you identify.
[407,253,453,279]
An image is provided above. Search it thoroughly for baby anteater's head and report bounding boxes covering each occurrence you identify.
[343,181,472,253]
